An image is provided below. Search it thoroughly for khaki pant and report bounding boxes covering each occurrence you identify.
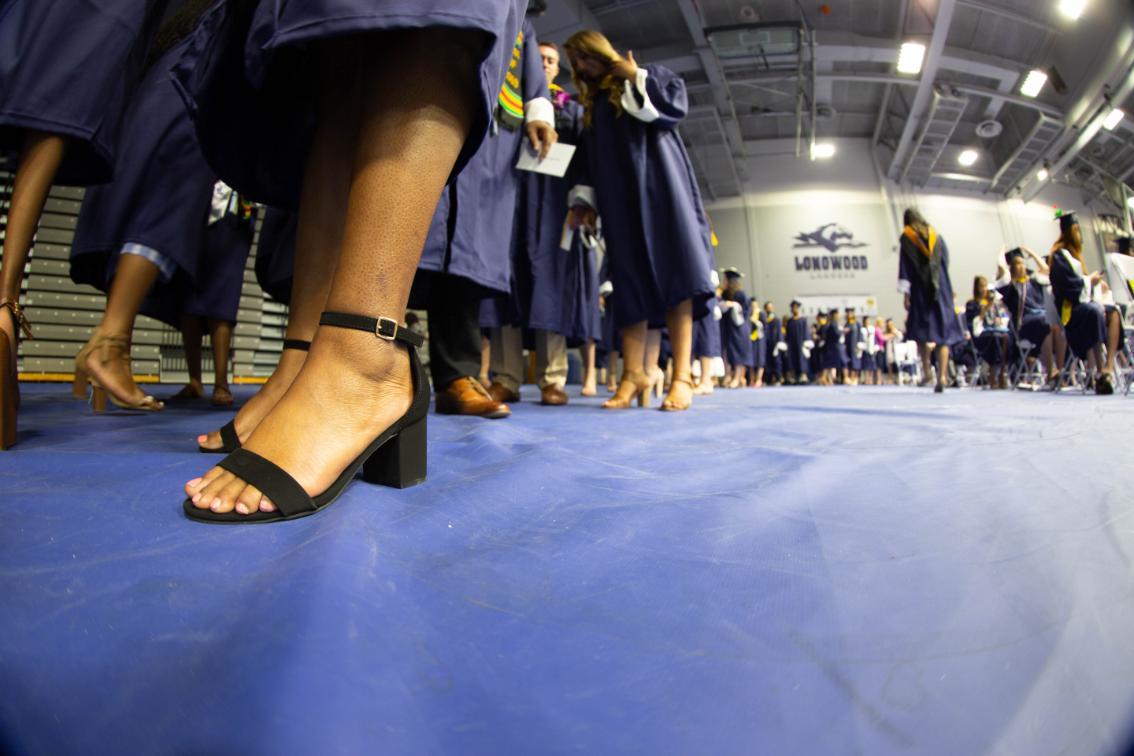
[489,326,567,393]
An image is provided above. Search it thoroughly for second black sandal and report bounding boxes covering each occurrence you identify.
[197,339,311,454]
[184,314,427,523]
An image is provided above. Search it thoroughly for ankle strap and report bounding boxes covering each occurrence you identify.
[319,312,424,348]
[0,298,33,340]
[282,339,311,352]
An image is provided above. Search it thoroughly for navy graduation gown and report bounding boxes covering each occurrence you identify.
[0,0,170,185]
[844,320,863,370]
[574,64,713,328]
[997,278,1049,348]
[821,321,846,370]
[71,41,217,294]
[785,316,809,375]
[963,300,1006,365]
[182,197,257,323]
[692,298,722,359]
[426,19,548,297]
[722,292,753,368]
[1050,249,1105,359]
[523,97,601,344]
[898,229,964,346]
[764,313,783,376]
[172,0,525,207]
[254,207,297,305]
[749,317,766,369]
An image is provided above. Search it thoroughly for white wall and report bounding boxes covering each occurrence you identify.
[705,138,1106,321]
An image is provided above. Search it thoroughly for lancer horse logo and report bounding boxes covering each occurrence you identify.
[792,223,869,277]
[793,223,868,253]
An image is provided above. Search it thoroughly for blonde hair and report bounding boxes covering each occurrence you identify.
[564,30,625,127]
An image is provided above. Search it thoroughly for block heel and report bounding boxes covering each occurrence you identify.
[362,416,427,489]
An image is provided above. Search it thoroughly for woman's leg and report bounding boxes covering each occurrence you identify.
[935,345,950,389]
[186,28,484,514]
[207,318,234,405]
[80,253,161,405]
[196,53,360,450]
[178,314,205,398]
[581,339,597,396]
[1104,310,1121,374]
[601,322,648,407]
[0,132,66,352]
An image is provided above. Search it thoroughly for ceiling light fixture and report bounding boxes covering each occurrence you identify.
[1020,69,1048,98]
[897,42,926,75]
[1037,168,1049,182]
[958,149,979,167]
[1103,107,1125,131]
[811,143,836,160]
[1058,0,1087,21]
[1128,195,1134,209]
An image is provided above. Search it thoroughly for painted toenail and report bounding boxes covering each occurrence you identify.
[188,478,202,488]
[236,503,248,515]
[209,498,222,511]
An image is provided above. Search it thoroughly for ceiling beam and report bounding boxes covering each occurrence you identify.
[674,0,746,191]
[955,0,1057,35]
[887,0,958,181]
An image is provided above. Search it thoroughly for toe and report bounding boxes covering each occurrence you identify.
[234,483,264,516]
[209,476,251,514]
[259,497,277,513]
[185,464,227,498]
[192,470,235,509]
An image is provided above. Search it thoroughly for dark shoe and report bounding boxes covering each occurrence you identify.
[197,339,310,454]
[540,384,569,406]
[934,383,945,394]
[437,377,511,418]
[1096,373,1115,395]
[184,313,428,524]
[487,381,520,404]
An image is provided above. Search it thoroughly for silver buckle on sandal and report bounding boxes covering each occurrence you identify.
[375,317,398,341]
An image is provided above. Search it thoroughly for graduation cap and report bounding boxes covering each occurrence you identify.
[1004,247,1025,263]
[1055,210,1078,233]
[1118,236,1132,255]
[722,267,745,280]
[790,299,802,308]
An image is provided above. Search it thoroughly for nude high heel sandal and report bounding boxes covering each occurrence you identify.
[79,333,164,412]
[601,370,651,409]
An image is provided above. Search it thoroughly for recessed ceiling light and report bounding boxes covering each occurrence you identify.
[1020,69,1048,98]
[1103,107,1125,131]
[1037,168,1049,181]
[811,143,836,160]
[1058,0,1087,20]
[958,149,978,167]
[897,42,926,75]
[1128,195,1134,209]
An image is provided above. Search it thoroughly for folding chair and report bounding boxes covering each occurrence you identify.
[1105,253,1134,396]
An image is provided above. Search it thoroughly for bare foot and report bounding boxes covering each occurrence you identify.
[185,328,413,515]
[662,378,693,411]
[196,348,305,451]
[211,384,235,407]
[168,380,205,401]
[581,373,597,396]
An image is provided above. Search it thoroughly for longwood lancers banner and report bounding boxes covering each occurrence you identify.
[792,223,870,279]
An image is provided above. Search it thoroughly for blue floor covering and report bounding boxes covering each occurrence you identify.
[2,382,1133,755]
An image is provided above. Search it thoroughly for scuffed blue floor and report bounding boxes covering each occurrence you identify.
[2,383,1133,755]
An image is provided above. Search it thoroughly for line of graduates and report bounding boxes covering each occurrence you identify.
[0,0,724,524]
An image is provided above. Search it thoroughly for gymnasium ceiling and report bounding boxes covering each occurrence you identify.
[533,0,1134,212]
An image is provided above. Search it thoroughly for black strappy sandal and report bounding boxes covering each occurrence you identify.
[197,338,311,454]
[183,313,427,524]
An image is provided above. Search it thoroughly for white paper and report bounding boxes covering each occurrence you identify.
[516,142,576,178]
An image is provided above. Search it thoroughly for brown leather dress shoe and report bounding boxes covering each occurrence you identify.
[539,384,569,406]
[436,377,511,418]
[487,381,520,404]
